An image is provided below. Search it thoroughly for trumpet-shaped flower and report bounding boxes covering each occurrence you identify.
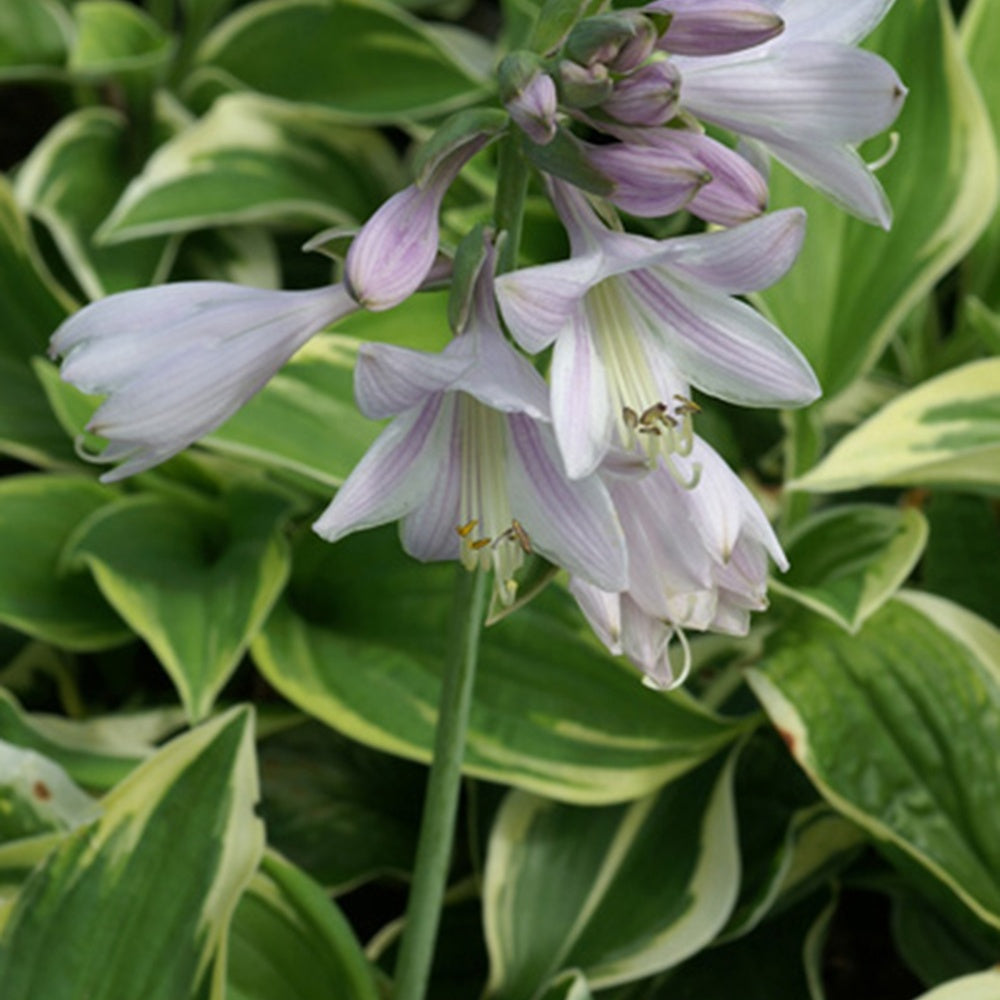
[346,133,489,311]
[672,0,906,227]
[313,267,628,606]
[50,281,358,482]
[570,436,787,688]
[495,181,819,480]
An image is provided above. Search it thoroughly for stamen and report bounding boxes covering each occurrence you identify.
[867,131,900,171]
[73,434,111,467]
[456,519,478,538]
[469,537,492,550]
[640,623,693,691]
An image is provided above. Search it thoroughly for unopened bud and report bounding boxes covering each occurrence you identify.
[557,59,613,109]
[564,12,657,71]
[601,59,681,126]
[647,0,784,55]
[499,52,559,145]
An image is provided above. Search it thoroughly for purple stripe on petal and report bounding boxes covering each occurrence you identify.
[505,413,628,591]
[313,395,447,542]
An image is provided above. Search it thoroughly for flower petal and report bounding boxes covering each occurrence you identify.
[650,0,785,55]
[354,339,475,419]
[776,0,895,45]
[400,401,464,561]
[494,254,604,353]
[766,134,893,229]
[629,269,821,406]
[643,208,805,293]
[505,413,627,592]
[568,579,623,654]
[679,43,906,145]
[312,395,448,542]
[549,315,612,479]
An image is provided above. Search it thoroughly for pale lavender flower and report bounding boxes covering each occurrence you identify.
[345,134,488,311]
[650,0,785,55]
[49,282,358,482]
[600,60,682,128]
[589,126,769,225]
[672,0,906,227]
[313,263,627,606]
[570,436,788,689]
[505,69,559,146]
[495,181,819,480]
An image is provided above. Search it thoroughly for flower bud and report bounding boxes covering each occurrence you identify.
[499,52,558,145]
[556,59,613,109]
[601,59,681,127]
[564,11,658,71]
[646,0,784,55]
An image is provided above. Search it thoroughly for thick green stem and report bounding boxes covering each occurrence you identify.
[779,406,823,534]
[495,131,529,275]
[392,566,489,1000]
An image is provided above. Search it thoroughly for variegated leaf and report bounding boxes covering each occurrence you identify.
[0,706,265,1000]
[98,93,403,243]
[15,108,177,299]
[252,529,742,805]
[190,0,488,122]
[68,488,292,723]
[747,594,1000,931]
[792,359,1000,493]
[770,504,928,632]
[483,751,740,996]
[0,476,131,651]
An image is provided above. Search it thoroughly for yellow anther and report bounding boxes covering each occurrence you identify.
[456,519,478,538]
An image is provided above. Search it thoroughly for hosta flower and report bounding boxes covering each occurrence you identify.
[346,130,490,311]
[584,127,768,225]
[50,281,358,482]
[570,437,788,688]
[672,0,906,227]
[313,265,627,605]
[495,181,819,480]
[650,0,785,56]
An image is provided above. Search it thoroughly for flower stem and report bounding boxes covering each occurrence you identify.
[495,130,529,275]
[780,406,823,534]
[392,566,489,1000]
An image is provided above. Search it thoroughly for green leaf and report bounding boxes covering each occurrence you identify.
[912,971,1000,1000]
[15,108,176,299]
[482,751,739,996]
[227,851,379,1000]
[0,176,73,364]
[257,721,424,890]
[0,356,79,469]
[171,227,282,287]
[0,742,98,843]
[203,334,380,493]
[0,0,71,81]
[252,529,742,805]
[99,93,403,243]
[770,504,928,633]
[722,731,863,940]
[760,0,999,398]
[68,488,292,723]
[892,890,1000,988]
[0,706,265,1000]
[923,492,1000,627]
[0,476,131,651]
[68,0,173,80]
[792,359,1000,493]
[645,892,834,1000]
[961,0,1000,310]
[192,0,488,122]
[0,689,179,792]
[747,595,1000,930]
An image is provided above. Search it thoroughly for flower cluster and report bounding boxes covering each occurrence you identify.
[50,0,904,688]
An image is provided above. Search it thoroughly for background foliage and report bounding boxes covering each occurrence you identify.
[0,0,998,997]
